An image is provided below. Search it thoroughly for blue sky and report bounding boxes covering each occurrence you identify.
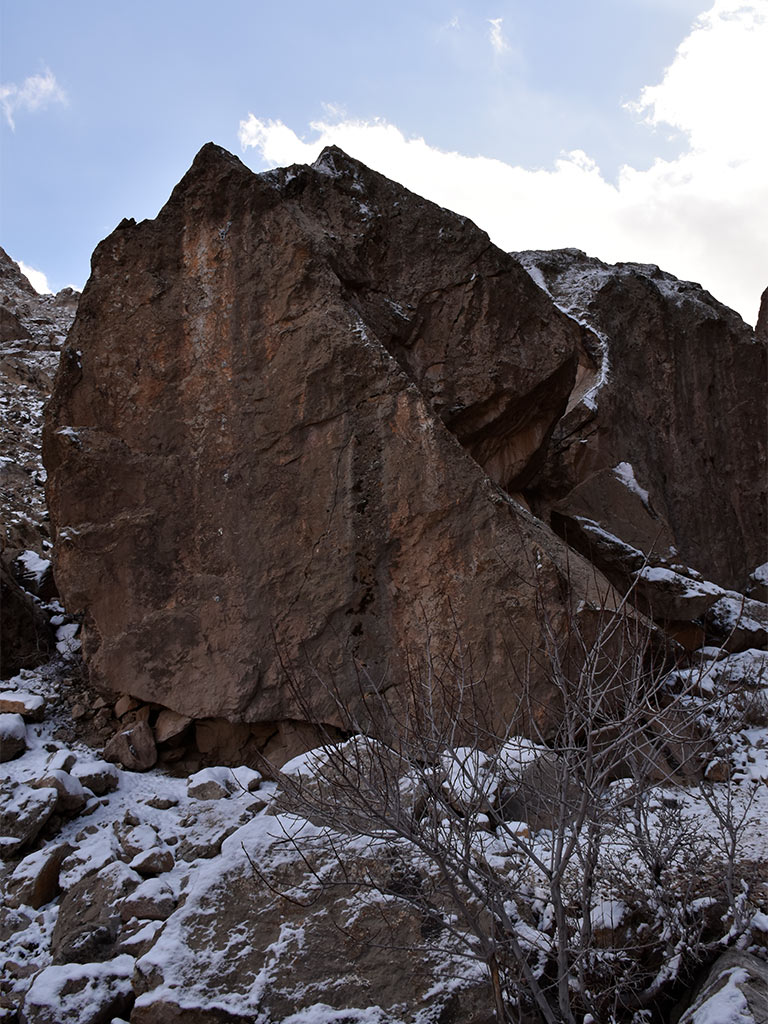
[1,0,766,322]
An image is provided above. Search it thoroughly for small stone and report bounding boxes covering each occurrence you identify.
[187,766,235,801]
[231,766,263,793]
[130,847,174,876]
[118,876,177,921]
[75,824,100,841]
[73,759,119,796]
[46,748,77,773]
[154,707,192,744]
[705,758,731,782]
[0,713,27,762]
[103,721,157,772]
[114,694,141,719]
[145,796,178,810]
[120,824,159,860]
[177,835,225,861]
[70,703,87,720]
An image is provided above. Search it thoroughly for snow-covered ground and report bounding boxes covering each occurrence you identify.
[2,638,767,1023]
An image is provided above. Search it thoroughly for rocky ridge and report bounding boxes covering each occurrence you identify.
[0,247,79,680]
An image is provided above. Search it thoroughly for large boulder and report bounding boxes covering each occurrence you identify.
[515,249,767,592]
[44,143,617,740]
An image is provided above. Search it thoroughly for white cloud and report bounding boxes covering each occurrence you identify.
[239,0,768,324]
[17,260,52,294]
[630,0,768,161]
[488,17,510,55]
[1,69,66,130]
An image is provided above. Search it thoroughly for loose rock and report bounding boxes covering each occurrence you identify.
[72,758,119,796]
[51,861,140,964]
[20,953,135,1024]
[6,842,73,909]
[103,721,157,772]
[0,689,45,721]
[32,769,87,815]
[0,782,57,858]
[0,712,27,762]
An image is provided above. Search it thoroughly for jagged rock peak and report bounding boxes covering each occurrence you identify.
[0,244,37,298]
[515,247,754,332]
[312,144,368,178]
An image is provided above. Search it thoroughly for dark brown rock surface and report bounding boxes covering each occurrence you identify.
[44,144,611,733]
[515,248,767,591]
[756,286,768,343]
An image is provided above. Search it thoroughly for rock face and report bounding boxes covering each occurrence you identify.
[44,144,611,739]
[515,249,767,592]
[756,286,768,343]
[0,245,79,677]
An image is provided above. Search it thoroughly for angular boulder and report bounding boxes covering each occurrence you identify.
[44,144,616,737]
[103,721,157,772]
[20,954,135,1024]
[0,781,57,858]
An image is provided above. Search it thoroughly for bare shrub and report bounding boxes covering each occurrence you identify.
[260,584,763,1023]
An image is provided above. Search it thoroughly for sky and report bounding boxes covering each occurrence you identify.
[1,0,766,324]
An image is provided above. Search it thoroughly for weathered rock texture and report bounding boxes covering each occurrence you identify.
[44,146,767,750]
[514,249,767,592]
[130,816,495,1024]
[44,144,613,739]
[0,246,79,677]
